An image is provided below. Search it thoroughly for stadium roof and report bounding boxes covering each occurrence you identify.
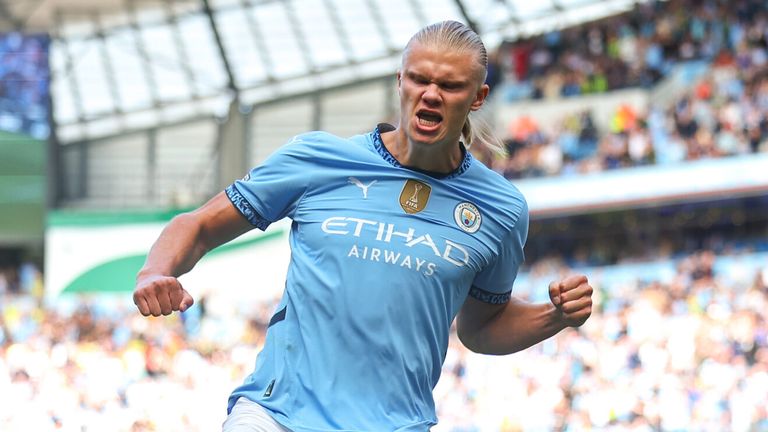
[1,0,645,141]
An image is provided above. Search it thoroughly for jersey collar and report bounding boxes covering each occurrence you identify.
[372,123,473,180]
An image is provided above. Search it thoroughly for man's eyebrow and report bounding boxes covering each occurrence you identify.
[406,71,467,87]
[405,70,428,80]
[442,79,468,87]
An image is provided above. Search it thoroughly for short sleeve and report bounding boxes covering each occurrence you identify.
[225,136,314,230]
[470,201,529,304]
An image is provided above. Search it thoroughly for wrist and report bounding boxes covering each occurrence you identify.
[547,303,569,331]
[136,268,167,282]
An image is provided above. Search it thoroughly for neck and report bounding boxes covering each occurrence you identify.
[382,127,464,174]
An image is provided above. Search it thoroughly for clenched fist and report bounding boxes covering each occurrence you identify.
[549,274,593,327]
[133,274,194,317]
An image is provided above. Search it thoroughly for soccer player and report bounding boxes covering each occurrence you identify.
[133,20,593,431]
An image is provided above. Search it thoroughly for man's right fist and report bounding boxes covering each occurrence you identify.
[133,275,194,317]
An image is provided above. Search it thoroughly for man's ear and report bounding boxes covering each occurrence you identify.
[470,84,490,111]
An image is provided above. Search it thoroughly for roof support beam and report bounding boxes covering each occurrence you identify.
[451,0,479,33]
[363,0,394,52]
[126,0,161,108]
[53,11,86,124]
[241,0,276,82]
[20,0,47,28]
[201,0,239,97]
[0,0,23,30]
[93,11,124,116]
[405,0,428,27]
[320,0,356,65]
[283,0,316,72]
[163,0,201,100]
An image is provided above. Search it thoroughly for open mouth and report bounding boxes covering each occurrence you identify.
[416,110,443,127]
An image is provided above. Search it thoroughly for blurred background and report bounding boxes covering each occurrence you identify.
[1,0,768,430]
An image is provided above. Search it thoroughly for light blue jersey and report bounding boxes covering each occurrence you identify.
[225,124,528,431]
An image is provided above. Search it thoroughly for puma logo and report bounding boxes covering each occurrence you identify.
[348,177,377,199]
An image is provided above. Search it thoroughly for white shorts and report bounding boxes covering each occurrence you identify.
[222,397,292,432]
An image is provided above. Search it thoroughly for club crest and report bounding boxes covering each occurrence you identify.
[454,202,482,233]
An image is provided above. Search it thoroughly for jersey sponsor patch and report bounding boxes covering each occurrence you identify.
[454,202,482,233]
[399,179,431,214]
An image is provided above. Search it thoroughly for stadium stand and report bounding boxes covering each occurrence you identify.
[492,0,768,179]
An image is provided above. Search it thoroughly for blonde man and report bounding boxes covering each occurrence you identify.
[134,20,593,431]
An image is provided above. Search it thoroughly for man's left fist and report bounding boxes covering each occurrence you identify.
[549,274,593,327]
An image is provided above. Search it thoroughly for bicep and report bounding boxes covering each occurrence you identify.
[191,191,256,250]
[456,294,506,350]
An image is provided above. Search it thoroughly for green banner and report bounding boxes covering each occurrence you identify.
[0,130,45,244]
[60,228,284,293]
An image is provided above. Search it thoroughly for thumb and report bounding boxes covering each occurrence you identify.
[180,290,195,312]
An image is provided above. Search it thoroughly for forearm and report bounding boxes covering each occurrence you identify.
[459,297,567,355]
[137,212,211,280]
[137,192,255,282]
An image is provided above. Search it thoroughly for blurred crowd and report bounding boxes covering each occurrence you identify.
[491,65,768,179]
[491,0,766,100]
[0,32,50,140]
[0,260,43,297]
[483,0,768,179]
[2,250,767,431]
[435,251,768,431]
[0,286,278,431]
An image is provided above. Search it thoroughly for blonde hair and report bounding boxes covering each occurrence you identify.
[405,21,506,156]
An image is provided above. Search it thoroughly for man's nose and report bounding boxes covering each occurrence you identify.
[422,83,441,103]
